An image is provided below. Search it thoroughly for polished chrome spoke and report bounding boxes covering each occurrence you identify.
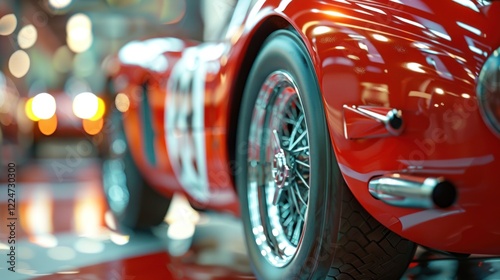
[293,182,308,207]
[287,114,305,144]
[291,146,309,154]
[288,188,305,221]
[289,130,307,150]
[295,159,310,168]
[295,169,310,189]
[246,70,310,267]
[282,117,297,125]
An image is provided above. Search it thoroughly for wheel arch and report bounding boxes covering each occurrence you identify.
[227,15,311,189]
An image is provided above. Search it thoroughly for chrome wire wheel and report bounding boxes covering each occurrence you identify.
[247,70,310,267]
[238,30,416,279]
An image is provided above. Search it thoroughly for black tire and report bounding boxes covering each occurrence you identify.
[235,30,415,280]
[328,188,416,279]
[102,87,170,230]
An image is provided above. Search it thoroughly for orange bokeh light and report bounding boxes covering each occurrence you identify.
[83,118,103,135]
[38,115,58,135]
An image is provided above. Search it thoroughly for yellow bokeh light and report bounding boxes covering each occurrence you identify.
[18,24,38,49]
[0,14,17,36]
[115,93,130,113]
[38,115,58,136]
[9,50,30,78]
[83,118,103,135]
[89,97,105,121]
[25,98,40,121]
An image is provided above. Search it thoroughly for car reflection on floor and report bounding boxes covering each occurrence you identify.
[0,152,499,279]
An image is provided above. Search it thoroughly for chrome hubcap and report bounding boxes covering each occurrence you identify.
[271,130,290,205]
[247,71,310,267]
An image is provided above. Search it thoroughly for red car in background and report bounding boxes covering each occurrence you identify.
[23,89,107,157]
[105,0,500,278]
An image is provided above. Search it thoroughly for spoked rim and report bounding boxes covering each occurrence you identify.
[247,70,311,267]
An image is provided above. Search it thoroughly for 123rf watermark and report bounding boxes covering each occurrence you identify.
[5,163,17,272]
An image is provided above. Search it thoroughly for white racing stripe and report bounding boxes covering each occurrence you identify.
[165,47,210,203]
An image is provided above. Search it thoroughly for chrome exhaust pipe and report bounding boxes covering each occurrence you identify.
[368,174,457,209]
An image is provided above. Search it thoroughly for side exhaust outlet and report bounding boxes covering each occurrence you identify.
[368,174,457,209]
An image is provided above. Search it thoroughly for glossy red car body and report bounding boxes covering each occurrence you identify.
[113,0,500,255]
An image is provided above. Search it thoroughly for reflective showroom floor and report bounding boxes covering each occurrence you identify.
[1,140,499,280]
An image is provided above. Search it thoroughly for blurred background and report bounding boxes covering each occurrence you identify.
[1,0,500,279]
[0,1,257,279]
[0,0,209,167]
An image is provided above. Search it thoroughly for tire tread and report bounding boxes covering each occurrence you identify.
[327,188,415,280]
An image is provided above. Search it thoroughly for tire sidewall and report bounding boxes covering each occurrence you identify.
[103,89,170,229]
[236,30,342,279]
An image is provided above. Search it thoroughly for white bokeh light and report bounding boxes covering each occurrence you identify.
[32,93,57,120]
[49,0,72,9]
[18,24,37,49]
[66,13,93,53]
[0,14,17,36]
[73,92,98,119]
[8,50,30,78]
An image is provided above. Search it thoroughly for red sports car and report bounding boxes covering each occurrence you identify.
[105,0,500,278]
